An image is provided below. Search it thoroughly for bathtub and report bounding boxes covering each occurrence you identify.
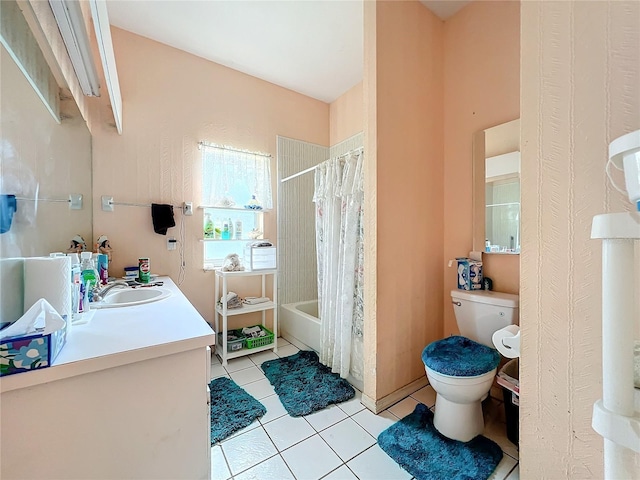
[280,300,320,353]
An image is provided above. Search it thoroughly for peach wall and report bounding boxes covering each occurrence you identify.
[442,1,520,336]
[364,1,444,401]
[329,82,363,145]
[520,1,639,477]
[482,254,519,295]
[92,28,329,324]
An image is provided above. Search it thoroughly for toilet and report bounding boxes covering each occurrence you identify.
[422,289,519,442]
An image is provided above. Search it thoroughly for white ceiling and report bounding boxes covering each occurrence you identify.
[106,1,471,104]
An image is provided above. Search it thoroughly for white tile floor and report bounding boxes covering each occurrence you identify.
[211,338,520,480]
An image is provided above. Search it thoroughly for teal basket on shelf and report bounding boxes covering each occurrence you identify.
[245,326,274,349]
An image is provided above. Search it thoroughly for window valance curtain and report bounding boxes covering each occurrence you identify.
[202,144,273,210]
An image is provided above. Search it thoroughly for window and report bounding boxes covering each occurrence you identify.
[201,143,272,268]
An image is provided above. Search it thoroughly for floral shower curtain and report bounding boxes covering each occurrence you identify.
[313,150,364,381]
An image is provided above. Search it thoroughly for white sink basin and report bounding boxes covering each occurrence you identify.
[91,287,171,309]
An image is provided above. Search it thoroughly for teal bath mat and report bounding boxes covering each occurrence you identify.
[378,404,503,480]
[261,350,355,417]
[209,377,266,444]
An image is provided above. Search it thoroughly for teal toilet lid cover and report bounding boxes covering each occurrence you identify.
[422,335,500,377]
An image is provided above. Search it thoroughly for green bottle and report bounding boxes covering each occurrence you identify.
[204,213,214,238]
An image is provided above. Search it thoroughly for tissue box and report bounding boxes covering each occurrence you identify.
[243,243,277,270]
[456,258,483,290]
[0,318,67,377]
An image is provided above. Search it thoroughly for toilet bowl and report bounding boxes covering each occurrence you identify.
[426,367,497,442]
[422,335,500,442]
[421,290,519,442]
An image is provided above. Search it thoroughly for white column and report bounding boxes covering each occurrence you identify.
[601,238,637,480]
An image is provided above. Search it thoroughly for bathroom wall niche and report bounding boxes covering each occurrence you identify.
[0,9,92,258]
[472,119,520,255]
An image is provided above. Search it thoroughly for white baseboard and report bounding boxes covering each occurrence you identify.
[361,376,429,414]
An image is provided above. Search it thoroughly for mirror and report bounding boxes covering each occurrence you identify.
[0,2,92,258]
[472,119,520,254]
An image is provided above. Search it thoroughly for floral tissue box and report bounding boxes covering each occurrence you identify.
[0,299,67,377]
[0,325,66,376]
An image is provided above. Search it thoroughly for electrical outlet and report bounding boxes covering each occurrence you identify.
[183,202,193,216]
[167,237,177,251]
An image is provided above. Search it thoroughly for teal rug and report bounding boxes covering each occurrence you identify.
[209,377,266,444]
[261,350,355,417]
[378,404,503,480]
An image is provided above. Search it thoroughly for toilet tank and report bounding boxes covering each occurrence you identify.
[450,290,519,348]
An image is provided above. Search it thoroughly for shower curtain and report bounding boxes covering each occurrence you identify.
[313,150,364,381]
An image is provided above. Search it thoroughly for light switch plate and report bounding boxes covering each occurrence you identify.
[183,202,193,216]
[167,237,177,250]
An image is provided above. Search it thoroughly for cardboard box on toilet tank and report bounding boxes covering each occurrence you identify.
[456,258,483,290]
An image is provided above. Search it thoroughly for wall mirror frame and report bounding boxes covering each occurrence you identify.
[472,118,520,255]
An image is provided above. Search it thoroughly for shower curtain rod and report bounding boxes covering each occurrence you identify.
[280,147,363,183]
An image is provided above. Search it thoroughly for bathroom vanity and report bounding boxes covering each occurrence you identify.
[0,277,215,479]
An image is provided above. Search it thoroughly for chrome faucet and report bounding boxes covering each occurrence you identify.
[92,281,130,302]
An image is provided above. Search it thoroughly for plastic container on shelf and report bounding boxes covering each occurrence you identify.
[217,329,246,352]
[243,243,276,270]
[244,326,274,349]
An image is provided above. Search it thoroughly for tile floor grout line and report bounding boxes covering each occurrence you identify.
[307,411,349,435]
[504,462,519,479]
[340,414,377,442]
[227,449,281,479]
[314,418,373,466]
[344,462,362,480]
[217,443,234,480]
[316,460,351,480]
[276,451,299,480]
[279,446,326,480]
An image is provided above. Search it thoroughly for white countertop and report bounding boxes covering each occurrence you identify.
[1,277,214,393]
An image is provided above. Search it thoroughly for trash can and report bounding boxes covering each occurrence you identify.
[497,358,519,446]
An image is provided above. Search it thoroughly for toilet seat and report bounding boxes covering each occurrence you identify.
[422,335,500,377]
[425,366,497,387]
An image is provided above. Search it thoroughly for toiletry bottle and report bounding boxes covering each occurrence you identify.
[204,213,214,238]
[228,217,234,239]
[485,239,490,253]
[69,253,82,317]
[235,219,242,239]
[222,220,230,240]
[80,252,98,303]
[97,253,109,285]
[214,218,222,239]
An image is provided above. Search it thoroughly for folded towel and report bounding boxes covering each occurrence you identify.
[218,291,243,309]
[151,203,175,235]
[243,297,270,305]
